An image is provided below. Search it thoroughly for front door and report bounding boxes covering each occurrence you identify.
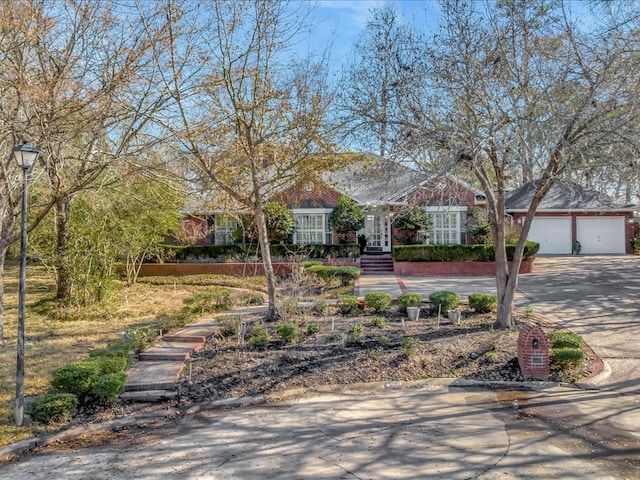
[363,210,391,252]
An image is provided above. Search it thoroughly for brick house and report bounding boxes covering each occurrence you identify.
[179,155,486,252]
[178,157,637,256]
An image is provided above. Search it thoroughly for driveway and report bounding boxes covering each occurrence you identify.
[2,384,639,479]
[517,255,640,392]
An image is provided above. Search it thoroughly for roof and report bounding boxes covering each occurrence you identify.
[324,154,429,205]
[505,180,636,212]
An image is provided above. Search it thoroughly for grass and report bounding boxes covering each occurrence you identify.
[0,262,267,447]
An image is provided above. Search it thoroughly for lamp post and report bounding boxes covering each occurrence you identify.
[13,141,40,427]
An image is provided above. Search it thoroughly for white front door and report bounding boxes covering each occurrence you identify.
[364,211,391,252]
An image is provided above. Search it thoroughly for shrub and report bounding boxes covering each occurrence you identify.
[52,361,101,397]
[468,293,498,313]
[313,299,330,315]
[301,260,323,268]
[280,297,301,316]
[346,324,363,345]
[306,265,361,286]
[218,315,241,337]
[371,316,387,328]
[365,292,392,314]
[90,373,127,405]
[328,195,365,234]
[30,393,78,425]
[397,292,422,313]
[392,241,540,262]
[337,295,360,315]
[248,324,270,348]
[306,322,320,335]
[276,321,300,344]
[551,348,586,370]
[548,331,583,349]
[428,291,460,313]
[91,355,128,375]
[402,337,420,357]
[238,292,265,305]
[378,335,390,346]
[185,290,233,314]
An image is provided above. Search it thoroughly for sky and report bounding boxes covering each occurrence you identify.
[300,0,440,78]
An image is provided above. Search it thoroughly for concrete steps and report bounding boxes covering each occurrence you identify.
[121,305,268,402]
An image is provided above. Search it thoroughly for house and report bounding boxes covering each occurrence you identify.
[179,155,486,252]
[505,180,636,254]
[178,158,636,256]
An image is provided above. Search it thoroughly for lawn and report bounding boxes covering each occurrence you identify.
[0,262,267,447]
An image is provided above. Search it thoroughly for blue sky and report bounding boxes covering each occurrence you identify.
[300,0,440,78]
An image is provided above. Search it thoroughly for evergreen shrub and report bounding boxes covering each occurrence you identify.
[428,291,460,313]
[468,293,498,313]
[365,292,392,313]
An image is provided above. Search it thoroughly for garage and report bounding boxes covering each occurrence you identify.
[576,216,626,254]
[527,217,572,254]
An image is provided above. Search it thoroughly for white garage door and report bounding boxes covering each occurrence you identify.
[527,217,572,254]
[576,216,626,254]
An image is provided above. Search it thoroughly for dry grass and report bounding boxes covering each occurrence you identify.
[0,262,266,447]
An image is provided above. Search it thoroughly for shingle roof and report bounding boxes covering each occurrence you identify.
[505,180,635,211]
[324,154,429,205]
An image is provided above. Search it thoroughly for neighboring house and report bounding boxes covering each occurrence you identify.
[505,180,636,254]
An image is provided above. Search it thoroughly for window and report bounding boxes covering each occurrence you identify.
[214,215,237,245]
[294,213,325,244]
[426,207,468,245]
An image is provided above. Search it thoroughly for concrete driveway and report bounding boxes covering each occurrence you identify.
[2,384,639,479]
[517,255,640,392]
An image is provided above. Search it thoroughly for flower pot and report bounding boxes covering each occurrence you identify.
[407,306,420,321]
[448,309,461,325]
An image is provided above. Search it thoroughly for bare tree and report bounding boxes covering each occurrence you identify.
[0,0,176,305]
[163,0,338,320]
[338,5,423,158]
[349,0,640,328]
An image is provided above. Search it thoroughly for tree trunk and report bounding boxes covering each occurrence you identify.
[55,197,73,301]
[493,214,515,329]
[0,244,6,342]
[255,205,279,321]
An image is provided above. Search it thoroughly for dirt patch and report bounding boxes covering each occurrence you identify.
[176,307,593,405]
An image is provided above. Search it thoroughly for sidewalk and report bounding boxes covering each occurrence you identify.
[122,305,267,402]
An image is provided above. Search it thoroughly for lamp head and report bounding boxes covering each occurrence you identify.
[13,141,40,169]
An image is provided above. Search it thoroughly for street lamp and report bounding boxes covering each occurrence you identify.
[13,141,40,427]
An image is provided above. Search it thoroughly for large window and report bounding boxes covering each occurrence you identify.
[426,207,468,245]
[214,214,237,245]
[293,211,328,244]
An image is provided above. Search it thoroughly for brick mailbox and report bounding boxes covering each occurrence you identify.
[517,323,550,380]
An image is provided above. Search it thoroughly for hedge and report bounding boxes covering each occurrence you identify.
[305,265,361,285]
[393,241,539,262]
[153,243,360,262]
